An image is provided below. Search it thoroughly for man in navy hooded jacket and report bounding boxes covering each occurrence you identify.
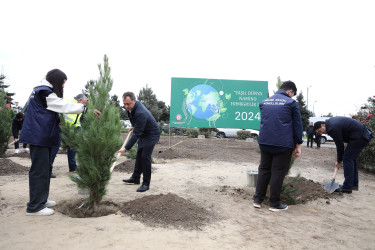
[253,81,303,212]
[314,117,373,193]
[118,91,160,192]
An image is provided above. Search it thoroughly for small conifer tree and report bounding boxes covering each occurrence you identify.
[0,90,12,157]
[61,55,122,212]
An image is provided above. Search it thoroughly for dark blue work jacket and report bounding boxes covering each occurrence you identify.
[20,86,60,147]
[258,90,302,149]
[125,101,160,150]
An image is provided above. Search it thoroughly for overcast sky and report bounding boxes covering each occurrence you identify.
[1,0,374,117]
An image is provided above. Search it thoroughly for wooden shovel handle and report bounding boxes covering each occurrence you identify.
[8,138,19,146]
[332,166,339,179]
[166,141,183,150]
[110,131,133,173]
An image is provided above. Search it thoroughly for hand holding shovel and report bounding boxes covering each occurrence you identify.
[110,131,133,173]
[8,138,19,146]
[324,166,340,193]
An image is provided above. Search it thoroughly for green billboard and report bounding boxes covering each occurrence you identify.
[170,77,268,129]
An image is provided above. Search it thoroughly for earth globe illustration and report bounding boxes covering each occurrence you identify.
[185,85,221,119]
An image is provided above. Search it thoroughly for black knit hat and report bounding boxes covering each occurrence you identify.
[46,69,67,98]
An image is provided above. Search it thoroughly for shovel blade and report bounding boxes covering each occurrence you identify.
[324,179,339,193]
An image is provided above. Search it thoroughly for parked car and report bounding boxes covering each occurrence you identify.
[216,128,259,139]
[317,134,333,144]
[120,120,131,129]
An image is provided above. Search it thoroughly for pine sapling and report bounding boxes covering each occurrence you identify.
[61,55,122,212]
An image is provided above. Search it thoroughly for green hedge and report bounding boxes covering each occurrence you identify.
[186,128,199,138]
[237,130,251,140]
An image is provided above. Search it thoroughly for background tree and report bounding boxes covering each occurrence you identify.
[82,80,95,98]
[296,92,313,129]
[352,95,375,173]
[137,85,162,122]
[110,94,128,120]
[61,55,123,212]
[0,89,12,157]
[158,100,170,123]
[321,112,333,117]
[0,73,15,108]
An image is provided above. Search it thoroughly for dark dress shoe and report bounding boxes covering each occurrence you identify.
[334,186,352,194]
[50,173,56,178]
[137,184,149,192]
[122,177,140,184]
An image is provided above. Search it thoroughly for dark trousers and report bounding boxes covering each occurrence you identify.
[316,135,321,148]
[307,134,314,148]
[131,144,155,186]
[67,148,78,171]
[50,136,78,172]
[27,145,52,212]
[342,138,369,190]
[253,148,293,207]
[50,136,61,172]
[14,136,27,149]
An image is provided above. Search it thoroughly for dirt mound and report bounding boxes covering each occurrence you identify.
[113,159,136,173]
[120,193,213,230]
[113,159,155,173]
[217,176,343,205]
[56,199,120,218]
[0,158,29,176]
[4,152,30,158]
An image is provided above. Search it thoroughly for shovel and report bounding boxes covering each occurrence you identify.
[8,138,19,146]
[110,131,133,173]
[324,166,339,193]
[159,141,183,153]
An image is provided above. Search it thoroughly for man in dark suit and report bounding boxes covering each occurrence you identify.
[118,92,160,192]
[314,117,373,193]
[305,122,314,148]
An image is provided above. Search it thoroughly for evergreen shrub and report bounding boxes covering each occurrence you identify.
[237,130,251,140]
[0,90,12,157]
[186,128,199,138]
[352,95,375,173]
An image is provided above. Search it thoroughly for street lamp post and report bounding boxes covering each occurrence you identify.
[307,85,312,109]
[313,100,317,116]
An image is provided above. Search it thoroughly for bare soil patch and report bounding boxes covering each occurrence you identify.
[4,152,30,159]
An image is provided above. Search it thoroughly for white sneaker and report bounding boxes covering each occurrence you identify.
[14,149,20,154]
[26,207,54,216]
[23,148,30,153]
[45,200,57,207]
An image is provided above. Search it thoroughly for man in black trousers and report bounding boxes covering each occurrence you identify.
[305,122,314,148]
[253,81,303,212]
[314,117,373,193]
[118,92,160,192]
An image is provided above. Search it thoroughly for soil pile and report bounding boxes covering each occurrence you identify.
[113,159,136,173]
[218,176,342,205]
[120,193,213,230]
[0,158,29,176]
